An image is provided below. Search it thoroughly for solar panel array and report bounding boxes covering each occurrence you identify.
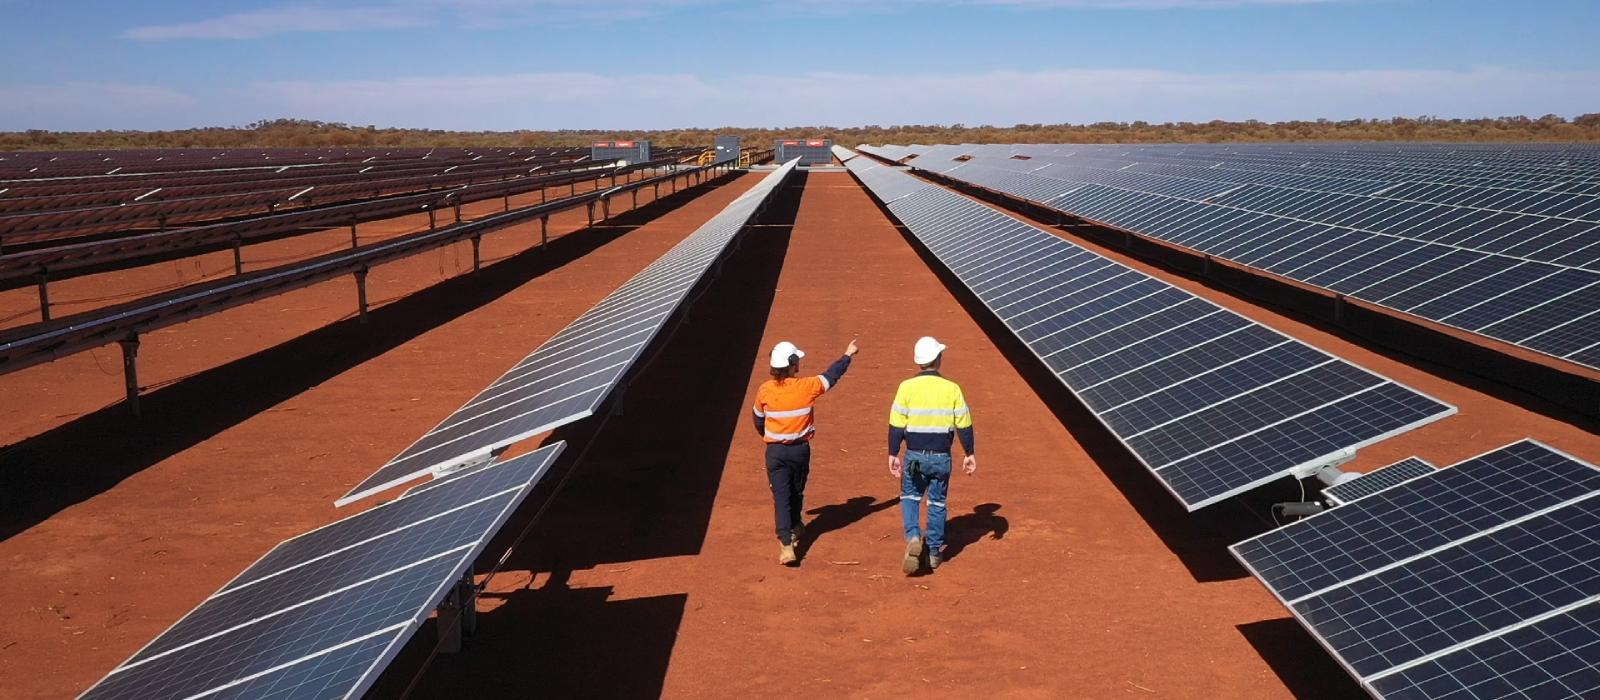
[338,158,801,505]
[843,150,1454,510]
[1321,456,1437,506]
[79,442,566,700]
[1231,439,1600,699]
[860,143,1600,372]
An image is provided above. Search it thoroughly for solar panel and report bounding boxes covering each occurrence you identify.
[337,159,800,505]
[1367,600,1600,699]
[1322,456,1436,506]
[79,442,566,700]
[844,151,1454,511]
[863,143,1600,371]
[1229,439,1600,697]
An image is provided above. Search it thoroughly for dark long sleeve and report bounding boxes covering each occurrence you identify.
[820,355,851,390]
[751,410,765,438]
[957,426,975,455]
[888,426,906,455]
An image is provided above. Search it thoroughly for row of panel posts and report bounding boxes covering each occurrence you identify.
[101,160,735,417]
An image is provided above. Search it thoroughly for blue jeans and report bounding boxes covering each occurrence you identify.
[900,450,951,550]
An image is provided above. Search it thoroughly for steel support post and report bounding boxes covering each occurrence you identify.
[119,335,141,417]
[232,236,244,275]
[354,267,370,324]
[471,236,482,272]
[540,216,549,246]
[35,271,50,322]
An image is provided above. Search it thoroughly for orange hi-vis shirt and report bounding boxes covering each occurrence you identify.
[752,355,851,444]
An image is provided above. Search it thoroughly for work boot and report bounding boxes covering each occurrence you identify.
[902,536,922,575]
[928,550,942,571]
[779,543,798,566]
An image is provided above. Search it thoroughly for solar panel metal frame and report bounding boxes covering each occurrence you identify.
[843,150,1455,510]
[1228,439,1600,698]
[337,159,800,505]
[78,442,566,700]
[1322,456,1437,506]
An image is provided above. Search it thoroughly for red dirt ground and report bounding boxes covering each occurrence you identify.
[1,169,1596,699]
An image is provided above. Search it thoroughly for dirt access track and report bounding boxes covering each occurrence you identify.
[2,169,1597,699]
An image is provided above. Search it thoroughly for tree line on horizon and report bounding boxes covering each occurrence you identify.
[4,115,1600,151]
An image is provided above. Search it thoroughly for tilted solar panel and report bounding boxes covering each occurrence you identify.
[78,442,565,700]
[337,159,800,505]
[1321,456,1437,506]
[1230,439,1600,698]
[844,151,1454,510]
[869,143,1600,372]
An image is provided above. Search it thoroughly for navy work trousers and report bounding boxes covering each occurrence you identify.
[765,441,811,543]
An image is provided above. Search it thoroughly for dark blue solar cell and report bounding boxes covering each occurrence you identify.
[1445,268,1600,332]
[1232,440,1600,604]
[1410,261,1562,321]
[1372,256,1520,311]
[1294,496,1600,678]
[1368,601,1600,700]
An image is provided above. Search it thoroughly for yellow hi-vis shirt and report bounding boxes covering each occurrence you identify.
[888,371,974,454]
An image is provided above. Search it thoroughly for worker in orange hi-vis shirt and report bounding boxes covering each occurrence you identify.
[752,338,860,566]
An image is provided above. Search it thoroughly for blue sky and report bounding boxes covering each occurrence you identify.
[2,0,1597,131]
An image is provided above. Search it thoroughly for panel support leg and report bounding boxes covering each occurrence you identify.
[632,189,638,209]
[119,335,141,417]
[540,216,549,246]
[586,202,595,227]
[35,271,50,322]
[354,267,370,324]
[232,235,244,275]
[602,197,610,220]
[350,217,359,248]
[436,574,477,655]
[471,235,482,272]
[503,193,510,212]
[428,207,437,231]
[454,199,462,223]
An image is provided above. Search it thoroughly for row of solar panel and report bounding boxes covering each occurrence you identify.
[843,151,1454,510]
[79,443,566,700]
[870,145,1600,372]
[339,158,801,505]
[79,158,795,699]
[985,143,1600,195]
[1233,439,1600,699]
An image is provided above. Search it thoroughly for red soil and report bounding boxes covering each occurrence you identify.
[0,169,1594,699]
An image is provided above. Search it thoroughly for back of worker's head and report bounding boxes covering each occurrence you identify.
[769,341,804,380]
[913,336,946,370]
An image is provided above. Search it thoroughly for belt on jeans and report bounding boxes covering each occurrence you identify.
[906,449,949,455]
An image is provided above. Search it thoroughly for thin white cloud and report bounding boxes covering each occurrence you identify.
[123,5,431,40]
[0,83,196,131]
[123,0,1349,40]
[235,66,1599,131]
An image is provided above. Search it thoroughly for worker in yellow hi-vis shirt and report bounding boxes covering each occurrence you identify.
[888,336,976,576]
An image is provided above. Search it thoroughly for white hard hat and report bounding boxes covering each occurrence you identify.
[769,341,805,368]
[913,336,946,365]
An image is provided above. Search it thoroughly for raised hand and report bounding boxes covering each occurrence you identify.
[845,338,860,357]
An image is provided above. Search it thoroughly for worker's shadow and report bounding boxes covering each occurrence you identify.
[941,502,1008,562]
[798,495,896,555]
